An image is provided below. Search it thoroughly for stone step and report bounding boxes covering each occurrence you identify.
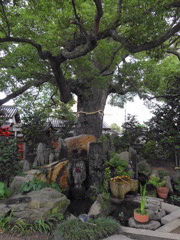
[155,219,180,233]
[121,226,180,240]
[161,208,180,225]
[161,202,180,213]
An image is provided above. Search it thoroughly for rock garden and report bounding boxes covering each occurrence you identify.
[0,132,180,240]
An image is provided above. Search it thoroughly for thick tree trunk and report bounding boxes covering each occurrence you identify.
[75,88,108,139]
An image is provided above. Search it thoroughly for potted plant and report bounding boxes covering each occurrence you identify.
[148,176,169,199]
[134,184,149,223]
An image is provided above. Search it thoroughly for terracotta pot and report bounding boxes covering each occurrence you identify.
[134,209,149,223]
[157,187,169,199]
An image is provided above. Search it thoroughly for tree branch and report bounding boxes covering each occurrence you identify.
[167,49,180,60]
[0,0,11,36]
[60,37,97,59]
[0,78,48,106]
[109,21,180,53]
[50,60,72,103]
[0,36,53,60]
[93,0,103,38]
[117,0,123,14]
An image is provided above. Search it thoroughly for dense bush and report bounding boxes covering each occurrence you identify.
[0,137,21,186]
[53,217,121,240]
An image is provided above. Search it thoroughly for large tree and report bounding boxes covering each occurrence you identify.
[0,0,180,138]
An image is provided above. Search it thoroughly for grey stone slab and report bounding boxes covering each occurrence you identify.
[155,219,180,233]
[103,234,134,240]
[161,202,180,213]
[161,208,180,225]
[121,226,180,240]
[128,217,161,230]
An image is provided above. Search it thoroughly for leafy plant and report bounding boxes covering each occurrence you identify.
[0,211,13,232]
[53,217,121,240]
[0,137,21,186]
[20,178,61,193]
[170,195,180,205]
[0,182,13,200]
[105,152,131,177]
[139,184,148,214]
[148,176,166,188]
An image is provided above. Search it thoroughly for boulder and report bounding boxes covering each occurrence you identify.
[0,203,10,218]
[88,194,115,218]
[65,134,96,158]
[10,176,29,194]
[25,160,69,191]
[46,160,69,191]
[147,209,166,220]
[138,161,152,176]
[164,176,173,193]
[23,160,30,172]
[3,188,70,223]
[25,169,47,182]
[36,143,50,165]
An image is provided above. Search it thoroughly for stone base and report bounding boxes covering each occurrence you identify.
[128,217,161,230]
[148,209,166,220]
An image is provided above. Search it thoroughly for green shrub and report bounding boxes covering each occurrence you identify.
[0,137,21,186]
[20,178,61,193]
[53,217,121,240]
[105,152,131,177]
[0,182,12,200]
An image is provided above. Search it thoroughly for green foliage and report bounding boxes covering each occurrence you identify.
[148,176,166,188]
[0,137,21,185]
[146,77,180,164]
[0,211,14,232]
[170,195,180,206]
[53,217,120,240]
[20,178,61,193]
[0,211,64,234]
[113,115,147,153]
[0,182,12,200]
[111,123,121,133]
[105,152,130,177]
[139,184,147,214]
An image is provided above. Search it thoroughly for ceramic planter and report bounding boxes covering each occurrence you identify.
[134,209,149,223]
[110,178,138,198]
[157,186,169,199]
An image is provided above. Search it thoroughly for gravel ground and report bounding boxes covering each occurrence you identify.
[0,232,53,240]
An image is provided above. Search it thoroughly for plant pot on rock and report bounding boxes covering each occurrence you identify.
[148,176,169,199]
[134,184,149,223]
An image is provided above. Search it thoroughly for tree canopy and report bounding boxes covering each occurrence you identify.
[0,1,180,138]
[1,0,179,104]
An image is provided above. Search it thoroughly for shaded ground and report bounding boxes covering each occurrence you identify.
[0,232,52,240]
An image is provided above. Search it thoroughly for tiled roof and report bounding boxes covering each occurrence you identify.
[0,105,18,118]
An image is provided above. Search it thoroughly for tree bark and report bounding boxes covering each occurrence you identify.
[75,87,108,139]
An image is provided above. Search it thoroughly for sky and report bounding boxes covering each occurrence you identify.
[0,92,154,128]
[104,96,154,127]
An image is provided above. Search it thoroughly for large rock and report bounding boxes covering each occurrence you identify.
[65,134,96,158]
[10,176,29,194]
[46,160,69,191]
[25,160,69,191]
[88,194,115,217]
[2,188,70,223]
[36,143,50,165]
[138,161,152,176]
[164,176,173,193]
